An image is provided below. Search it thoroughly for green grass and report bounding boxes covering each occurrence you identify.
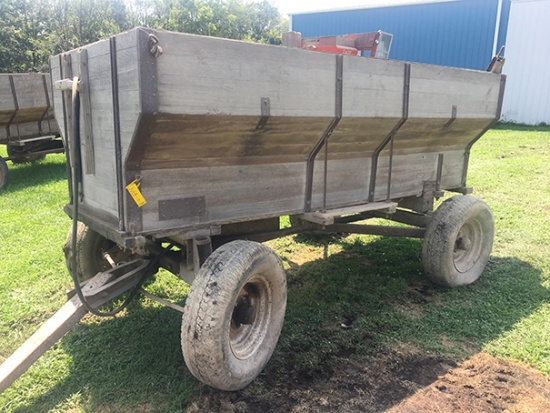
[0,123,549,411]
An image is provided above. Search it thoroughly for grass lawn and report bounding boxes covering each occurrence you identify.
[0,123,549,412]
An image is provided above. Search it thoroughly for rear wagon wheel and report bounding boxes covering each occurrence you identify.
[7,144,45,163]
[422,196,494,287]
[181,240,287,391]
[0,157,8,190]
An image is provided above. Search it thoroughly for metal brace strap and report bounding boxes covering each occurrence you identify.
[304,54,344,212]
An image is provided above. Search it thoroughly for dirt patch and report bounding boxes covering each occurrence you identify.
[389,353,550,413]
[185,351,550,413]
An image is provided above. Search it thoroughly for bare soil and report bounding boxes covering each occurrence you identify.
[186,351,550,413]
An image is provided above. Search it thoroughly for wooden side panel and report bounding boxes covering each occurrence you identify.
[0,76,14,112]
[141,115,332,169]
[50,30,142,225]
[155,31,337,117]
[50,57,66,142]
[328,117,402,158]
[115,30,141,160]
[139,163,308,232]
[408,63,501,119]
[0,75,17,142]
[0,74,58,142]
[372,150,466,201]
[310,157,373,211]
[342,57,405,118]
[392,118,495,154]
[80,40,119,216]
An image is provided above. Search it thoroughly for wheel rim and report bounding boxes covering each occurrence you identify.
[453,218,483,273]
[229,275,272,360]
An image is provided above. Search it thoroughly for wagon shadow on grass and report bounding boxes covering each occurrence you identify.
[0,155,67,193]
[12,237,549,412]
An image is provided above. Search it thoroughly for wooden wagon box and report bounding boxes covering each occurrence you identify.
[0,73,58,143]
[50,27,505,244]
[0,73,63,190]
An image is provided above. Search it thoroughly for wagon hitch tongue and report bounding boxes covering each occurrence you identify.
[0,258,150,394]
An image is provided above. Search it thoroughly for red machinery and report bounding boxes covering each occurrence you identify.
[282,30,393,59]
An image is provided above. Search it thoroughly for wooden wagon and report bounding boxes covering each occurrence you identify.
[0,73,63,189]
[0,27,505,392]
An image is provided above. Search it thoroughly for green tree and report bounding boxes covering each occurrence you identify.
[0,0,286,72]
[0,0,52,71]
[0,0,130,72]
[45,0,131,56]
[148,0,286,43]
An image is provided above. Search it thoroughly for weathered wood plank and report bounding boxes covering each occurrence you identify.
[342,57,405,118]
[0,74,58,142]
[155,31,337,117]
[301,201,398,225]
[371,150,466,201]
[0,297,87,395]
[408,64,500,118]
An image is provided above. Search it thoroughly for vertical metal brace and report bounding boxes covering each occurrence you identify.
[110,37,125,232]
[444,105,457,128]
[304,54,343,212]
[6,75,19,141]
[435,153,444,196]
[368,63,410,202]
[193,237,213,273]
[322,128,329,211]
[256,97,270,130]
[38,75,51,136]
[123,29,161,235]
[461,75,507,187]
[77,49,95,175]
[386,133,395,201]
[60,54,74,201]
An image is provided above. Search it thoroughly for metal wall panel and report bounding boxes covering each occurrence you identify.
[501,0,550,125]
[291,0,507,70]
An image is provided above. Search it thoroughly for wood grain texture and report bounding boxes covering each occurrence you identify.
[49,28,503,236]
[302,201,397,225]
[0,296,87,394]
[155,31,337,117]
[408,64,501,119]
[0,74,58,142]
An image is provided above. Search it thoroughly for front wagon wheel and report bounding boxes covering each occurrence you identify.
[181,240,287,391]
[63,222,139,282]
[422,196,494,287]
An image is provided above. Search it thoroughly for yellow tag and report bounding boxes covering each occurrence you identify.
[126,180,147,207]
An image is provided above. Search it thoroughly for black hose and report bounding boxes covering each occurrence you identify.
[68,77,162,317]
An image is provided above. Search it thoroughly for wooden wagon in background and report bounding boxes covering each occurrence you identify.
[0,73,64,190]
[0,27,505,393]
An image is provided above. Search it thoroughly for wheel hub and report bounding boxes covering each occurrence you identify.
[232,295,256,326]
[453,219,483,273]
[229,278,271,360]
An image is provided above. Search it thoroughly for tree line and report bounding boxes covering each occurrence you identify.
[0,0,286,72]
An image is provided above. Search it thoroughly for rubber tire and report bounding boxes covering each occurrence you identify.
[181,240,287,391]
[64,222,138,282]
[0,156,8,190]
[422,195,494,287]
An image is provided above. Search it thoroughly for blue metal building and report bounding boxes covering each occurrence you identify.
[290,0,511,70]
